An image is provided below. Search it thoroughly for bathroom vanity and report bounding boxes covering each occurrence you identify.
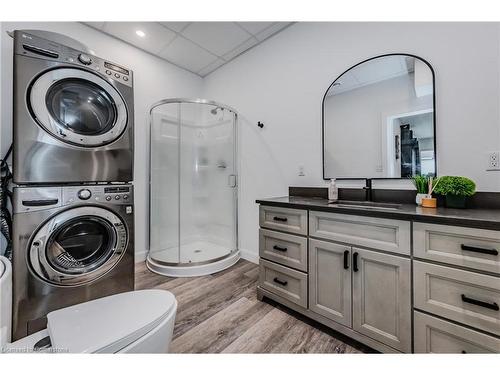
[256,194,500,353]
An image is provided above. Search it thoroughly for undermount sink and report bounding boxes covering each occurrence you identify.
[333,200,402,210]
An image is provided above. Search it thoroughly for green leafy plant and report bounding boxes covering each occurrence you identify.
[433,176,476,197]
[411,175,428,194]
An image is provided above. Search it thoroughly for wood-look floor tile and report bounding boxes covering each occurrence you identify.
[171,297,273,353]
[221,308,293,353]
[134,259,369,354]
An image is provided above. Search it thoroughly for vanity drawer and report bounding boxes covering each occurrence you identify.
[414,222,500,274]
[414,311,500,353]
[259,206,308,235]
[414,261,500,335]
[259,229,308,271]
[309,211,411,255]
[259,259,307,308]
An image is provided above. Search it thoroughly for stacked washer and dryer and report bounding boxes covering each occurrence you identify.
[10,30,135,341]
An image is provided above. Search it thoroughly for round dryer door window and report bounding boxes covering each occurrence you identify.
[29,68,128,147]
[29,206,128,286]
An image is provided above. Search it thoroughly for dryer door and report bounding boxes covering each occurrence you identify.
[29,68,128,147]
[29,206,128,286]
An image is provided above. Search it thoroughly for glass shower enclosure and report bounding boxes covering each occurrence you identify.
[147,99,239,277]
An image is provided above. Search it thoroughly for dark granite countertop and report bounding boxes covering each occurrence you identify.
[256,196,500,230]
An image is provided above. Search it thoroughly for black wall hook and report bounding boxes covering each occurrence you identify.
[257,121,264,128]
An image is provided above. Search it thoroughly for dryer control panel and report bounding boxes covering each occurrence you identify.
[13,30,133,88]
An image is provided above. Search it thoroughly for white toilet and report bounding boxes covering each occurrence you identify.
[0,256,177,353]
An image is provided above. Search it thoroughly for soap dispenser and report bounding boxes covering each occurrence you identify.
[328,178,338,203]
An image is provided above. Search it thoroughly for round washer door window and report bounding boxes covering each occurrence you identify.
[29,206,128,286]
[29,68,128,147]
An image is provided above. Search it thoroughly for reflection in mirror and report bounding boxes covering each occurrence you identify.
[323,54,436,179]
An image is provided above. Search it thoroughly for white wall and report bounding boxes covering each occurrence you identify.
[0,22,203,259]
[202,22,500,260]
[2,22,500,264]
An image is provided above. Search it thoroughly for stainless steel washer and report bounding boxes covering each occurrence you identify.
[13,30,134,184]
[11,184,134,340]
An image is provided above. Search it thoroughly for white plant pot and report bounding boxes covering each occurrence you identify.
[416,193,429,206]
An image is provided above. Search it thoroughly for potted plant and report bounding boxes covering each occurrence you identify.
[421,176,441,208]
[411,175,428,205]
[433,176,476,208]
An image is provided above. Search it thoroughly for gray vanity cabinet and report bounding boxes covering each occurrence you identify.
[257,202,500,353]
[309,239,352,327]
[309,240,411,352]
[352,248,411,353]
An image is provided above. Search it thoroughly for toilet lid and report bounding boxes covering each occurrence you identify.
[47,289,177,353]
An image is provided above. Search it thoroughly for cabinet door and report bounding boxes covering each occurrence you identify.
[309,239,352,327]
[352,248,411,352]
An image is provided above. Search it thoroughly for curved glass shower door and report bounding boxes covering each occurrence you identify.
[148,99,238,276]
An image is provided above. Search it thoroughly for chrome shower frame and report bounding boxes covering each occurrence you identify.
[147,98,239,272]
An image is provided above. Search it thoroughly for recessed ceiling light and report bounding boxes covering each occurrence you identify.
[135,30,146,38]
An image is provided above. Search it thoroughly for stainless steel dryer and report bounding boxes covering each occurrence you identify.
[13,30,134,184]
[11,184,134,340]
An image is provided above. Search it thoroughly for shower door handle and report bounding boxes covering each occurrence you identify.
[228,174,237,188]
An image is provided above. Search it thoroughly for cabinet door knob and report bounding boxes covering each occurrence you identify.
[353,252,359,272]
[273,216,288,222]
[273,245,288,252]
[461,244,498,256]
[461,294,499,311]
[273,277,288,286]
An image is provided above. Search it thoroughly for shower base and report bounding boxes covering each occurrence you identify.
[146,241,240,277]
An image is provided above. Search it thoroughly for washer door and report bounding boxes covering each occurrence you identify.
[29,68,128,147]
[29,206,128,286]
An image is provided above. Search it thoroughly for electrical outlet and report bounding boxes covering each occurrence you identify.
[487,151,500,170]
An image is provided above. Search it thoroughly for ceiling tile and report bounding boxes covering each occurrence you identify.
[103,22,176,55]
[83,21,293,77]
[159,22,190,33]
[84,22,106,30]
[197,58,226,77]
[255,22,291,41]
[159,36,218,73]
[181,22,251,56]
[222,37,258,61]
[236,22,274,35]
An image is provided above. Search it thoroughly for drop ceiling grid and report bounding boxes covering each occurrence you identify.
[83,22,292,77]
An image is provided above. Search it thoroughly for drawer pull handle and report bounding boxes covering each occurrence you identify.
[343,250,349,270]
[273,216,288,222]
[461,244,498,256]
[273,277,288,286]
[273,245,288,252]
[353,252,359,272]
[461,294,499,311]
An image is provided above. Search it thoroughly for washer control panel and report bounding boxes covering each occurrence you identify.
[61,185,133,206]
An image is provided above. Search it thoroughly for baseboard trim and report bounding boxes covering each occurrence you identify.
[239,248,259,264]
[135,250,148,263]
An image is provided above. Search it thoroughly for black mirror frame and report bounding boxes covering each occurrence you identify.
[321,53,437,181]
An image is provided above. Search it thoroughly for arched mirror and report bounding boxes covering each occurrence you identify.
[322,54,436,180]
